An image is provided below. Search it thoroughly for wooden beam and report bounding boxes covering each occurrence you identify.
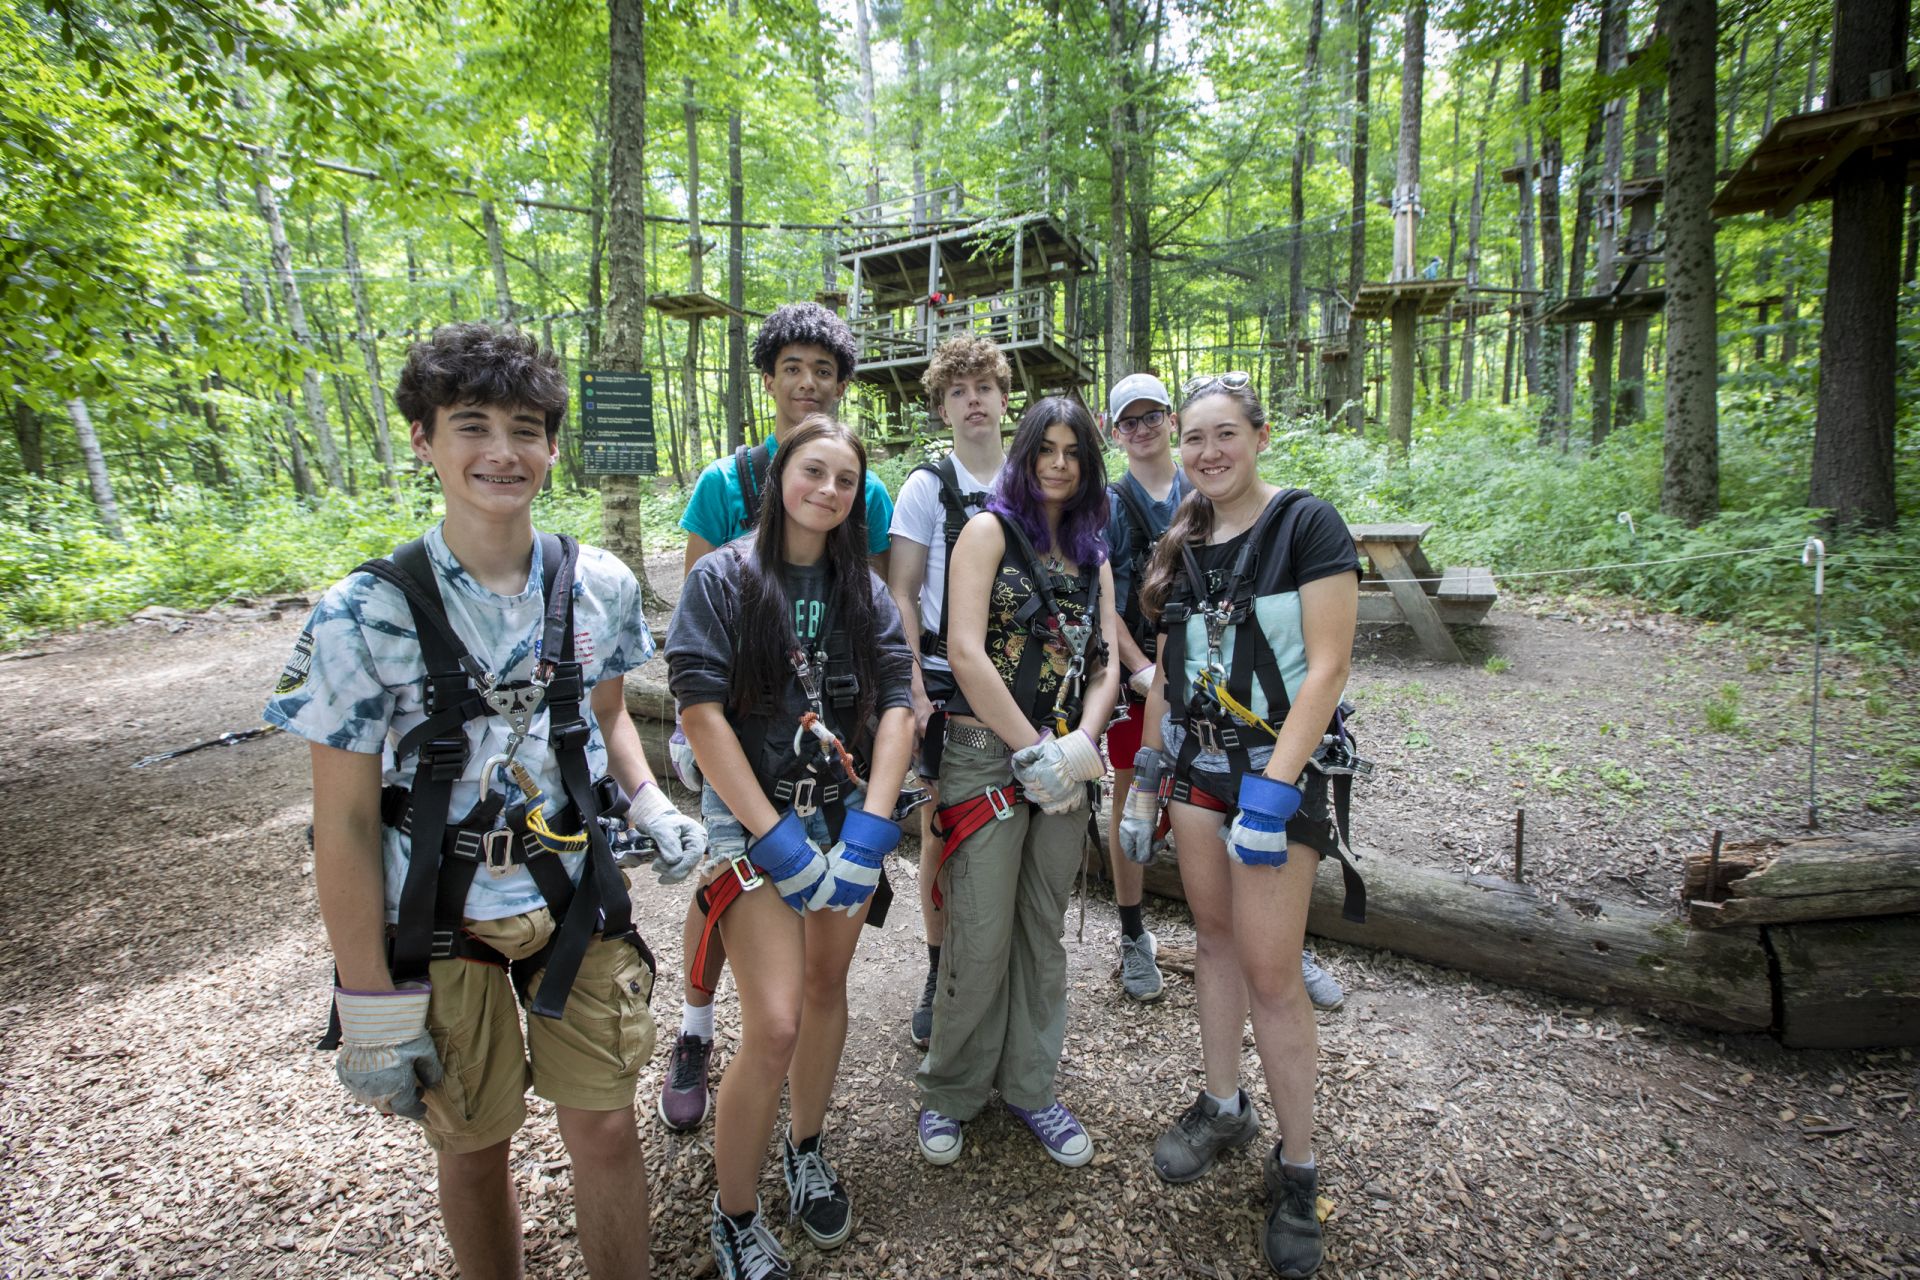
[1769,119,1880,217]
[1365,540,1465,660]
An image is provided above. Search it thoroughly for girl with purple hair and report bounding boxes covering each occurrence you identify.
[912,395,1121,1169]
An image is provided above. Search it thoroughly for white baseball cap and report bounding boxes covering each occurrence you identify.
[1107,373,1172,422]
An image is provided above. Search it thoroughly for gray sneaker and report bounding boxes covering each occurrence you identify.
[1119,931,1164,1002]
[1261,1148,1324,1277]
[1152,1088,1259,1183]
[1300,950,1344,1011]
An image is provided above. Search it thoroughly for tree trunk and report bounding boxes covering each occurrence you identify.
[1106,0,1133,383]
[1906,183,1920,284]
[66,398,126,540]
[10,396,43,477]
[1809,0,1907,530]
[1344,0,1371,436]
[1721,26,1753,170]
[1460,63,1500,403]
[1537,50,1569,448]
[726,5,748,451]
[253,166,346,491]
[1659,0,1720,526]
[340,204,398,493]
[1617,50,1663,424]
[907,35,927,226]
[679,78,704,485]
[1515,65,1543,400]
[1127,1,1158,374]
[588,138,607,364]
[600,0,661,604]
[1286,0,1326,410]
[1590,0,1628,446]
[481,200,514,326]
[1386,0,1425,456]
[853,0,881,208]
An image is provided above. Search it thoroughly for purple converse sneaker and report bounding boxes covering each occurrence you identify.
[916,1108,963,1165]
[1006,1100,1093,1167]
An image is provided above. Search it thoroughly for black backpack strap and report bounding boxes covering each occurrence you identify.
[914,457,991,659]
[735,441,772,533]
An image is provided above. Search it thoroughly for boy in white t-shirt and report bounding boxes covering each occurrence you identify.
[885,334,1010,1049]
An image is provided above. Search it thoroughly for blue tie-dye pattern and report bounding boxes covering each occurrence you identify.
[263,523,654,923]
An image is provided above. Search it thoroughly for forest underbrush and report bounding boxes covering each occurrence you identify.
[4,391,1917,657]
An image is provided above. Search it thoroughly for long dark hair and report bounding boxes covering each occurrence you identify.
[729,415,880,732]
[1137,380,1268,622]
[989,396,1108,568]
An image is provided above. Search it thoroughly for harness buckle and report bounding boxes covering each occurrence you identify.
[988,787,1017,821]
[791,775,818,816]
[729,854,765,892]
[480,827,517,877]
[791,648,825,705]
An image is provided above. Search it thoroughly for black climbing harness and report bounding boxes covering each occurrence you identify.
[909,455,992,661]
[318,533,653,1050]
[1158,490,1370,923]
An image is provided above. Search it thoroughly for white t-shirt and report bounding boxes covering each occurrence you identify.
[888,453,1001,674]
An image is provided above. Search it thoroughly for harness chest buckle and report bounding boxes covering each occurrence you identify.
[480,827,517,877]
[791,775,818,816]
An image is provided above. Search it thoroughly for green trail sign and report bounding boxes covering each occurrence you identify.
[579,371,657,475]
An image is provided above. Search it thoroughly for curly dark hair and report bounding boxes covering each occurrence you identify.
[394,323,567,440]
[751,302,859,383]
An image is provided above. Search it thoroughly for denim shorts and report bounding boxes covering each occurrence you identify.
[698,782,892,927]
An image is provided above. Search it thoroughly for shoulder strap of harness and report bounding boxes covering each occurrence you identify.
[1110,478,1161,648]
[734,441,772,533]
[911,456,990,660]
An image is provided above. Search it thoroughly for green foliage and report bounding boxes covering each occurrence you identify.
[1260,389,1920,654]
[0,478,678,646]
[1702,682,1744,733]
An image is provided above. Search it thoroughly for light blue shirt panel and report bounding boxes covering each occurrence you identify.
[1170,590,1308,774]
[264,524,655,922]
[678,432,895,555]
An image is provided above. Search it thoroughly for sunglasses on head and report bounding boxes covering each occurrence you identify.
[1181,370,1252,399]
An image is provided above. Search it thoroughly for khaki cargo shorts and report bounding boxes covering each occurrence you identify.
[419,906,656,1154]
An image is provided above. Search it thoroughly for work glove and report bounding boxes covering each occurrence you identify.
[1226,772,1303,868]
[1128,664,1156,700]
[629,781,707,884]
[332,984,443,1121]
[1012,728,1105,815]
[1119,745,1167,865]
[749,808,832,913]
[809,809,903,915]
[667,719,702,791]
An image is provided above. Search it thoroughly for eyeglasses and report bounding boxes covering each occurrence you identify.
[1180,370,1252,399]
[1112,407,1169,438]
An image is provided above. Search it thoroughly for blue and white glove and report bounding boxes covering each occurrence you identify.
[667,719,701,791]
[629,782,707,884]
[332,984,443,1121]
[1119,745,1167,865]
[809,809,902,915]
[1226,772,1303,867]
[749,808,832,913]
[1011,728,1105,815]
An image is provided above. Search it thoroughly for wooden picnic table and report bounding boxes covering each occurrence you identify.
[1348,522,1497,662]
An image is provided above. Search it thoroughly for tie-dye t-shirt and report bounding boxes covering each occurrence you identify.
[263,524,655,922]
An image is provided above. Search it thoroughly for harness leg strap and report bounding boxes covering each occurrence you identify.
[689,865,752,996]
[929,784,1023,908]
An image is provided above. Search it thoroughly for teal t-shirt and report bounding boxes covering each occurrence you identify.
[679,433,894,555]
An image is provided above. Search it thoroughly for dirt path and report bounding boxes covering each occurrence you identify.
[1,585,1914,1278]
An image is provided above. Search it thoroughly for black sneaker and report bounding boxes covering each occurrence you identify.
[909,963,938,1049]
[781,1131,852,1248]
[1261,1147,1324,1278]
[710,1195,792,1280]
[1152,1089,1259,1182]
[657,1032,713,1132]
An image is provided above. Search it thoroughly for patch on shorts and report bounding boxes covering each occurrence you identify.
[275,630,315,694]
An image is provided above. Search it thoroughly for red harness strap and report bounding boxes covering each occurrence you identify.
[689,858,762,996]
[1159,776,1231,838]
[929,784,1024,908]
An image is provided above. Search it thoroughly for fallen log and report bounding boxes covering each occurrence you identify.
[1684,827,1920,927]
[1139,844,1774,1034]
[1773,915,1920,1049]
